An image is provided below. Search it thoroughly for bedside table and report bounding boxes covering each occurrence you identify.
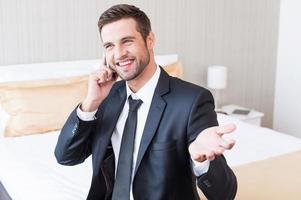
[220,104,264,126]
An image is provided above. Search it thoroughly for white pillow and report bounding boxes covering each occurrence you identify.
[0,54,178,83]
[0,60,100,82]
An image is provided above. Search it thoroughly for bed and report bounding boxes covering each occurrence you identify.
[198,114,301,200]
[1,57,301,200]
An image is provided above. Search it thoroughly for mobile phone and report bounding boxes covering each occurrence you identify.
[103,57,118,80]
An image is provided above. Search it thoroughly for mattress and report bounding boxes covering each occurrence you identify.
[1,114,301,200]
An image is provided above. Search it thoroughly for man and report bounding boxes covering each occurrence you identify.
[55,4,237,200]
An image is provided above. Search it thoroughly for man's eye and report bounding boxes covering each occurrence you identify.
[105,45,113,50]
[124,40,133,44]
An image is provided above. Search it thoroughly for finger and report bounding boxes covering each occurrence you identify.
[105,66,118,81]
[191,153,206,162]
[218,137,235,149]
[103,68,113,81]
[206,151,215,161]
[95,70,110,84]
[91,70,102,82]
[216,123,236,136]
[102,67,115,81]
[101,55,115,73]
[214,146,225,155]
[227,139,236,149]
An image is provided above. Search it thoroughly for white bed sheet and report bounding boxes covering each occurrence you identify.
[0,132,92,200]
[218,114,301,166]
[1,114,301,200]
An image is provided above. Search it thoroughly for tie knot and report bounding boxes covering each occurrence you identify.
[128,96,143,112]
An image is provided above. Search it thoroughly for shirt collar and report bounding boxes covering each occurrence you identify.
[126,65,161,106]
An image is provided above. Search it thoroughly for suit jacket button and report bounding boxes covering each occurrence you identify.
[203,179,212,188]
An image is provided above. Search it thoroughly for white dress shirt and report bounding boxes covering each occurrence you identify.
[77,65,209,199]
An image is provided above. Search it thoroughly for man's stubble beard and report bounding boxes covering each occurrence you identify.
[121,48,151,81]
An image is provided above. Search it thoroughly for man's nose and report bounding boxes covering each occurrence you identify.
[114,45,127,60]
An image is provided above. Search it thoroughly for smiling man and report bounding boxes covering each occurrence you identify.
[55,4,237,200]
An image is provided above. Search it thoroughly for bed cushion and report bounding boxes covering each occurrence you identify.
[163,61,183,79]
[0,75,88,137]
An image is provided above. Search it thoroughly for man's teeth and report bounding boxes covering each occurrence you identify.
[119,60,132,66]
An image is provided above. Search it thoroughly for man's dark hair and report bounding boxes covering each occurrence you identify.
[98,4,151,41]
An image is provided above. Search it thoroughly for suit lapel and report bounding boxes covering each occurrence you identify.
[101,83,127,142]
[94,82,126,170]
[134,68,170,175]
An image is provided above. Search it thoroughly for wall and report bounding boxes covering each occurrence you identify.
[273,0,301,138]
[0,0,280,127]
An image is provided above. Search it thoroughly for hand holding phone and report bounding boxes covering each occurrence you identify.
[81,57,116,112]
[104,57,118,81]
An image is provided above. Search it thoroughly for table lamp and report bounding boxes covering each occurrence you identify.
[207,65,227,110]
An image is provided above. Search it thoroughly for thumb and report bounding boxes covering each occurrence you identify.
[216,123,236,136]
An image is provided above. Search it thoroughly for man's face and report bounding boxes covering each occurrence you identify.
[101,18,152,81]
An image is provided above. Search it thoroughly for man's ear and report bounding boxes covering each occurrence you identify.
[146,31,155,50]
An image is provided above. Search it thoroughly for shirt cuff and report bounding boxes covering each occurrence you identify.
[76,105,97,121]
[191,159,210,177]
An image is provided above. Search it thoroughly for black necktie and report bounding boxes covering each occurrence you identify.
[112,96,143,200]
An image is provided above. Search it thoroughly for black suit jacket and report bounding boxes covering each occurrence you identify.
[55,68,237,200]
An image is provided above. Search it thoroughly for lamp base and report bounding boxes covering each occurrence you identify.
[212,89,222,110]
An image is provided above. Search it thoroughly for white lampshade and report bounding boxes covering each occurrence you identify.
[207,65,227,89]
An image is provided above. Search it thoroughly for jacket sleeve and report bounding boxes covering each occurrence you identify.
[187,89,237,200]
[54,107,100,166]
[197,155,237,200]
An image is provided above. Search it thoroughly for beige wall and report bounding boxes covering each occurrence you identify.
[0,0,280,127]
